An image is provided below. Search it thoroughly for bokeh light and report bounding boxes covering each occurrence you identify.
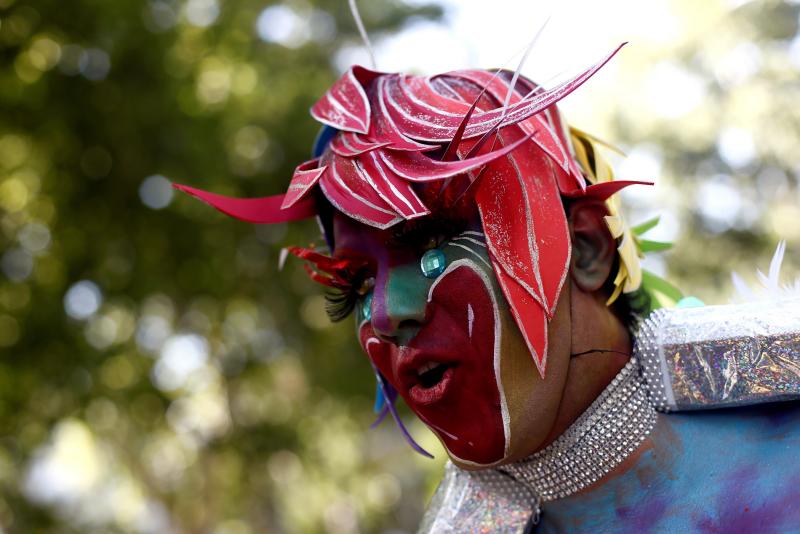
[64,280,103,320]
[3,0,799,532]
[139,175,174,209]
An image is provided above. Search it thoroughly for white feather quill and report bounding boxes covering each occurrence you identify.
[731,241,800,302]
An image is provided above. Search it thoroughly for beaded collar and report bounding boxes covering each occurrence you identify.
[501,358,658,503]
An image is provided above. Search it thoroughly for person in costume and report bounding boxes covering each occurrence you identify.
[175,42,800,533]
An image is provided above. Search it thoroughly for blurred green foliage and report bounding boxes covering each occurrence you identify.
[575,0,800,302]
[0,0,445,532]
[1,0,799,532]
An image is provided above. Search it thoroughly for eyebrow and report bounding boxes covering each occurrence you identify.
[386,215,466,247]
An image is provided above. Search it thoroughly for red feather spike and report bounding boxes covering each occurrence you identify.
[355,151,430,219]
[474,124,572,377]
[379,127,538,182]
[173,184,317,223]
[330,131,390,157]
[455,70,574,180]
[318,152,403,229]
[311,66,374,134]
[281,159,327,210]
[440,70,505,162]
[286,246,369,289]
[371,77,435,152]
[380,43,626,143]
[565,180,654,200]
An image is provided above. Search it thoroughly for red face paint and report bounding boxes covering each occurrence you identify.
[358,259,506,465]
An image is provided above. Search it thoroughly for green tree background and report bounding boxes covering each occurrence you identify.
[0,0,798,532]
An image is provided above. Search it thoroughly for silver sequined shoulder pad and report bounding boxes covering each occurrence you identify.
[418,462,533,534]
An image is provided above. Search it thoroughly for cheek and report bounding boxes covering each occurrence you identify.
[358,322,393,380]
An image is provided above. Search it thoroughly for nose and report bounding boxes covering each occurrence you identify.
[370,261,429,345]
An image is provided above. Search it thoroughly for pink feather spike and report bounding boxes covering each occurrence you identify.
[355,151,430,219]
[399,75,471,115]
[281,159,327,209]
[379,128,538,182]
[371,77,436,152]
[329,131,390,157]
[450,70,573,176]
[311,67,373,134]
[173,184,317,223]
[318,153,402,229]
[443,69,513,107]
[382,75,461,142]
[380,43,626,142]
[462,43,626,138]
[441,95,481,162]
[439,70,507,162]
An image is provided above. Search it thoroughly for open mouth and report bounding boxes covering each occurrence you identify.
[417,362,451,388]
[408,362,456,405]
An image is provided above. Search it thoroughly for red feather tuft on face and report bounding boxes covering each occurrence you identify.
[284,246,368,290]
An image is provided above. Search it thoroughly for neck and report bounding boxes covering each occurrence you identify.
[540,282,632,450]
[502,358,657,501]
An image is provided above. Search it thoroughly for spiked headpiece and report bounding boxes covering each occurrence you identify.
[175,42,658,380]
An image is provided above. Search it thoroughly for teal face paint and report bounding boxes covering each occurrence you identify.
[335,210,558,467]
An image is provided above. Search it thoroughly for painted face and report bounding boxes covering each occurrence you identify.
[333,210,572,468]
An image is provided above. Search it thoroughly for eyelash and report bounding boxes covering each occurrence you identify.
[325,287,361,322]
[324,216,465,322]
[324,272,372,322]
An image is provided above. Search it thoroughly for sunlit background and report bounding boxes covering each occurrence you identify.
[1,0,798,532]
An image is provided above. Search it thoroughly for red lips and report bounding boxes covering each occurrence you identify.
[408,365,456,405]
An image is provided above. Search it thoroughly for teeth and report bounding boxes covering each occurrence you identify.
[417,362,439,376]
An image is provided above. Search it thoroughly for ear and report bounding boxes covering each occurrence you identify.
[568,199,616,292]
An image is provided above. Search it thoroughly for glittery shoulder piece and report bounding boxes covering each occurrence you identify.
[417,462,533,534]
[635,297,800,411]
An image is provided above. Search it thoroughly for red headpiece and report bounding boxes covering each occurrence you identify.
[175,42,645,378]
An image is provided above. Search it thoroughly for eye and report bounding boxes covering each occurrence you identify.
[388,215,466,251]
[324,289,359,322]
[360,291,373,322]
[324,274,375,322]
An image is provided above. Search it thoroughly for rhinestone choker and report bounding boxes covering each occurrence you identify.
[501,358,658,502]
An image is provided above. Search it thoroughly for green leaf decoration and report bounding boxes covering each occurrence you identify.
[632,216,661,236]
[642,269,684,302]
[638,239,673,253]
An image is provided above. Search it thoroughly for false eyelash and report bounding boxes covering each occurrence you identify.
[324,288,359,322]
